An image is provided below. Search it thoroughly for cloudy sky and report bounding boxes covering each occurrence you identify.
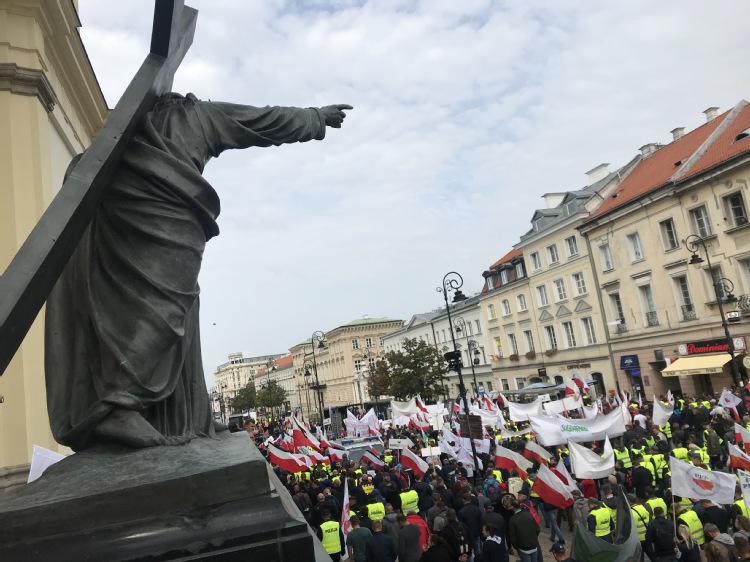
[78,1,750,388]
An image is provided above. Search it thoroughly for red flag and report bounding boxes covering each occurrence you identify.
[416,395,429,413]
[495,445,533,479]
[267,444,307,473]
[532,464,574,510]
[362,451,385,468]
[328,448,347,462]
[571,373,590,395]
[523,440,553,465]
[401,448,429,477]
[735,423,750,455]
[292,417,321,452]
[564,379,580,399]
[730,443,750,472]
[280,432,295,452]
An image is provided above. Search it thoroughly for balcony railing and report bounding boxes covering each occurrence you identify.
[616,322,628,333]
[646,311,660,327]
[681,304,697,321]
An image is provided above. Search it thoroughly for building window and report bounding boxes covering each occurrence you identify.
[352,339,359,350]
[660,218,679,250]
[562,321,576,348]
[365,337,373,348]
[553,279,567,301]
[565,236,579,257]
[486,381,493,392]
[547,244,560,265]
[690,205,712,237]
[611,292,625,324]
[369,358,376,371]
[544,325,558,349]
[488,304,497,320]
[581,317,597,344]
[466,322,473,336]
[475,320,481,333]
[531,252,542,271]
[515,377,525,390]
[515,262,525,279]
[572,272,587,295]
[724,192,749,227]
[709,266,726,300]
[523,330,535,352]
[502,299,512,316]
[354,359,362,371]
[639,284,658,326]
[501,378,510,391]
[507,333,519,355]
[674,275,696,321]
[627,233,644,262]
[600,244,614,271]
[537,285,549,307]
[517,294,528,311]
[500,269,511,284]
[379,336,384,346]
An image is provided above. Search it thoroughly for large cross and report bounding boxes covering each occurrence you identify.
[0,0,198,374]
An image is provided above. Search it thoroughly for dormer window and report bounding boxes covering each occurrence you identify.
[515,262,524,279]
[500,269,511,284]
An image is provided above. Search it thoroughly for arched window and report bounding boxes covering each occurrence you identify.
[502,299,511,316]
[488,304,497,320]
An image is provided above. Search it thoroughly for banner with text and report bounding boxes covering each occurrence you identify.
[528,408,627,446]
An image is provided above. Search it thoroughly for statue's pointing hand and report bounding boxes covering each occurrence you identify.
[321,104,352,128]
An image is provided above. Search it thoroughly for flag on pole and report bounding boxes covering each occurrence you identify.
[720,388,742,420]
[651,395,674,427]
[523,440,553,465]
[292,416,321,452]
[362,450,386,468]
[317,427,332,449]
[328,448,347,462]
[555,458,578,493]
[564,379,580,399]
[729,443,750,472]
[666,390,674,407]
[267,443,307,473]
[438,439,458,459]
[571,373,590,395]
[670,456,735,504]
[737,423,750,455]
[495,445,533,479]
[340,477,352,559]
[416,395,429,413]
[532,464,574,509]
[568,437,614,479]
[401,447,429,477]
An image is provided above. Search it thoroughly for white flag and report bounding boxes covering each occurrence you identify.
[652,395,674,427]
[568,437,614,479]
[670,456,735,504]
[438,439,458,459]
[740,470,750,514]
[720,388,742,410]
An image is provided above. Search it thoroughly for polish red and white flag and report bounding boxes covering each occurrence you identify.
[280,432,295,452]
[416,395,429,413]
[495,445,533,479]
[401,448,429,477]
[564,379,580,400]
[307,450,331,465]
[531,464,574,510]
[735,423,750,455]
[317,428,332,450]
[523,440,553,465]
[267,443,308,473]
[571,373,590,395]
[292,417,321,452]
[328,448,347,462]
[730,443,750,472]
[362,451,386,468]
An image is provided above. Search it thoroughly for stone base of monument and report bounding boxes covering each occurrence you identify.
[0,432,331,561]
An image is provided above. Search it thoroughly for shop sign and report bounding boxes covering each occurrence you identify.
[680,340,731,355]
[620,355,639,369]
[566,362,591,369]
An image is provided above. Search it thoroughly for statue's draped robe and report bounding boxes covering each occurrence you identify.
[45,94,327,450]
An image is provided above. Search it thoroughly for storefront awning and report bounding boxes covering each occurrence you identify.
[661,353,732,377]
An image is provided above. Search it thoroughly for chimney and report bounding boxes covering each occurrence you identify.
[639,143,658,157]
[585,163,610,185]
[703,107,719,122]
[671,127,685,141]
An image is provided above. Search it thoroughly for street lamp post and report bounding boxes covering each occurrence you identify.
[304,331,327,425]
[265,358,277,419]
[453,315,482,394]
[685,234,742,386]
[437,272,481,480]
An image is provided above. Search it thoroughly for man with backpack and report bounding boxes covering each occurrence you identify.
[645,506,677,562]
[441,508,473,562]
[508,499,541,562]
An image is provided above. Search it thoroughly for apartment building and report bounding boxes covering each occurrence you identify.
[212,352,286,416]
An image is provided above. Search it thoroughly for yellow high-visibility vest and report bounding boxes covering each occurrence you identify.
[632,505,651,541]
[400,489,419,514]
[679,509,705,545]
[614,449,632,469]
[368,502,385,521]
[320,521,341,554]
[592,507,611,537]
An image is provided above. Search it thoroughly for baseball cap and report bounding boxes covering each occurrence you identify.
[550,543,566,554]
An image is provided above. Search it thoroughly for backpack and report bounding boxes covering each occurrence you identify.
[654,519,675,551]
[452,523,470,555]
[485,480,501,503]
[520,501,541,525]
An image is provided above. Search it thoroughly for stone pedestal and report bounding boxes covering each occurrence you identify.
[0,432,331,561]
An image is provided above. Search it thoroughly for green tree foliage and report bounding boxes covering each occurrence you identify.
[368,338,447,401]
[257,380,287,410]
[230,382,256,412]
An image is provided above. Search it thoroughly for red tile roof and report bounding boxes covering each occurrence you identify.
[257,354,293,375]
[679,102,750,182]
[488,248,522,269]
[586,112,728,221]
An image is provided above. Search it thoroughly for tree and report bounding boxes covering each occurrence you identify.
[230,381,256,412]
[368,338,447,401]
[257,380,287,412]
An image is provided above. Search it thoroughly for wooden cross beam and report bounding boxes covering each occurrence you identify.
[0,0,198,375]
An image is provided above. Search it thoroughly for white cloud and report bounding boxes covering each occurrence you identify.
[77,0,750,387]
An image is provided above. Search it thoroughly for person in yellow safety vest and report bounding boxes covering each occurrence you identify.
[689,450,711,471]
[701,400,711,410]
[631,440,646,459]
[614,441,632,469]
[673,502,705,545]
[367,497,386,521]
[601,484,618,526]
[731,490,750,521]
[645,489,668,519]
[641,452,656,486]
[671,441,689,462]
[630,494,652,546]
[660,422,672,440]
[643,435,655,448]
[384,452,393,465]
[649,450,668,486]
[587,498,613,543]
[362,477,374,495]
[317,510,344,560]
[400,486,419,515]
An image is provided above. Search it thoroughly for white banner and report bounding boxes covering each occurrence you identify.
[652,395,674,427]
[507,396,544,421]
[470,405,506,428]
[390,397,418,418]
[670,456,735,504]
[740,470,750,512]
[568,437,614,479]
[529,408,627,446]
[499,426,533,438]
[542,396,583,415]
[582,403,599,420]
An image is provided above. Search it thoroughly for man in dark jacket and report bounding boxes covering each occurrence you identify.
[396,513,422,562]
[631,456,654,498]
[414,473,434,514]
[458,495,484,558]
[645,507,678,561]
[366,520,397,562]
[507,499,541,560]
[481,523,509,562]
[440,509,473,561]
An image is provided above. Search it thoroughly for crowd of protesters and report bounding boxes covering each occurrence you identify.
[241,385,750,562]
